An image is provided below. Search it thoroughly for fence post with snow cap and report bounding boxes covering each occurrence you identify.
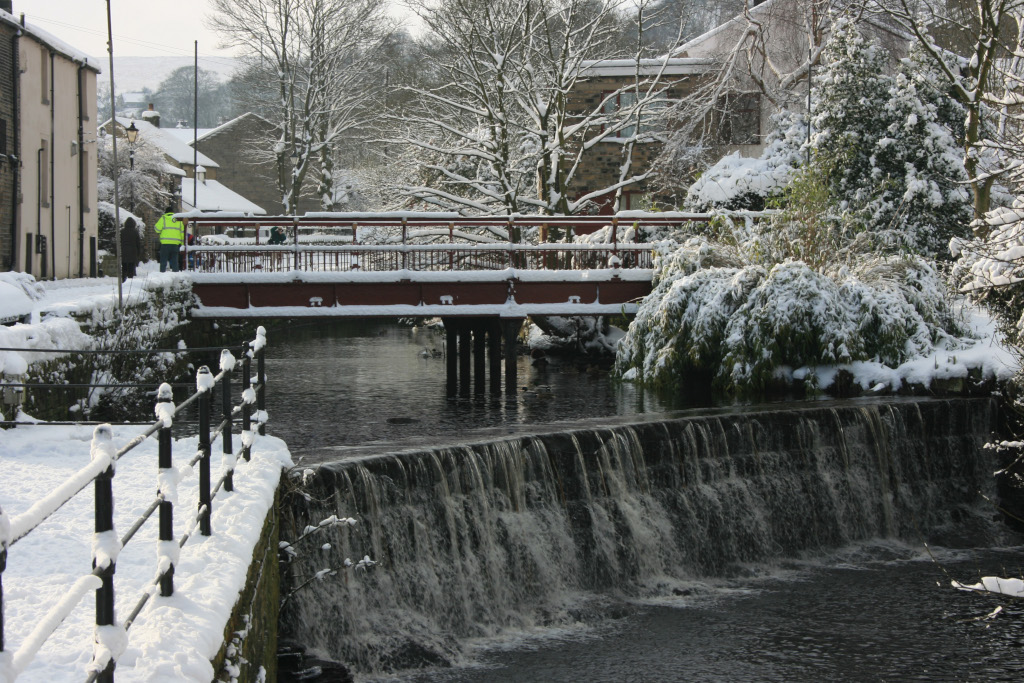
[241,343,254,462]
[255,326,267,436]
[197,365,214,537]
[220,350,236,493]
[1,503,7,658]
[155,383,176,597]
[91,425,119,683]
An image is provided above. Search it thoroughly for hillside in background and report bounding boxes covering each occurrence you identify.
[99,56,240,94]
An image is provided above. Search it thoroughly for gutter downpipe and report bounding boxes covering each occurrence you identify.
[9,27,18,271]
[49,50,55,279]
[76,62,86,277]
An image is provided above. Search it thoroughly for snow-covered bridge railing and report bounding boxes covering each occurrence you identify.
[185,242,656,274]
[0,329,270,682]
[179,211,766,275]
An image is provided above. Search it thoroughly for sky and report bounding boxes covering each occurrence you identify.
[26,0,417,63]
[23,0,237,62]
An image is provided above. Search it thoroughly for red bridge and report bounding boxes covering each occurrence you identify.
[182,212,723,319]
[181,211,741,393]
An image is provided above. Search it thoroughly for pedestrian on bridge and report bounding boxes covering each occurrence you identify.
[155,207,185,272]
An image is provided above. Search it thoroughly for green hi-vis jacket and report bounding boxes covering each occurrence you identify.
[155,213,185,245]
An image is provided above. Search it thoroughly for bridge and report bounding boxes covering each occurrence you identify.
[181,211,740,393]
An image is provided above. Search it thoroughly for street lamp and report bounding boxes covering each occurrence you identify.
[126,121,138,213]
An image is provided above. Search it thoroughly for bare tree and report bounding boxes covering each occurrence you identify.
[210,0,394,212]
[388,0,680,224]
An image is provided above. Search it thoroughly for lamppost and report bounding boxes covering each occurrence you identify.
[288,150,299,214]
[126,121,138,213]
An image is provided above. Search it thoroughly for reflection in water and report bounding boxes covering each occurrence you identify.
[262,319,671,460]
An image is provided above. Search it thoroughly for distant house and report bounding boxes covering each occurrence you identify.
[0,2,100,279]
[187,112,319,215]
[670,0,910,157]
[568,0,911,211]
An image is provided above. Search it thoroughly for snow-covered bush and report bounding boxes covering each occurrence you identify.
[617,247,970,395]
[685,113,806,212]
[954,202,1024,347]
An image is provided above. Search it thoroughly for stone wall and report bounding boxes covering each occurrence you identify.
[567,74,700,211]
[212,485,281,682]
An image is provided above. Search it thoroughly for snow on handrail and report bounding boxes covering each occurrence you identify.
[1,329,270,681]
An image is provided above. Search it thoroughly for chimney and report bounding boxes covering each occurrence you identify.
[141,103,161,128]
[0,2,13,15]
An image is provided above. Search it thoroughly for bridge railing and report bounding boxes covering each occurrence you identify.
[184,243,656,274]
[179,211,776,274]
[0,329,270,682]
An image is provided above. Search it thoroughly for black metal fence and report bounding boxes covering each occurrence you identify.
[0,327,270,682]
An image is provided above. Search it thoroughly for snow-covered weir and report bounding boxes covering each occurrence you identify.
[181,212,751,318]
[280,398,1008,675]
[0,328,287,683]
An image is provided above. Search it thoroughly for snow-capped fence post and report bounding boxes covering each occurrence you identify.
[156,384,176,597]
[220,350,236,493]
[241,344,253,462]
[91,425,117,683]
[256,337,267,437]
[1,503,7,657]
[197,366,213,537]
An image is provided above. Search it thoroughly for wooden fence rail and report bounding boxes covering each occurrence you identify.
[0,328,269,682]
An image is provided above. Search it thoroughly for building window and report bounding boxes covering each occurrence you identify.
[602,90,669,140]
[717,93,760,145]
[0,120,6,157]
[40,46,49,105]
[40,139,49,208]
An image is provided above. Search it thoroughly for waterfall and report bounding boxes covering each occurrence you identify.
[279,398,1005,674]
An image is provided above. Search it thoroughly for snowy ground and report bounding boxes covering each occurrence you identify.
[0,424,292,682]
[1,267,294,681]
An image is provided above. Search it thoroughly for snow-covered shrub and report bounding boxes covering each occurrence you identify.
[617,249,969,395]
[685,113,806,212]
[954,202,1024,347]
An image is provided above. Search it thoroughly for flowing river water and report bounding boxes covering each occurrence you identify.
[261,320,1024,682]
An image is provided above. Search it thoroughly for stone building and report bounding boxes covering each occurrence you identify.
[1,2,100,279]
[569,58,710,213]
[189,112,319,215]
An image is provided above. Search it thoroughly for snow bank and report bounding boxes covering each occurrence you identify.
[0,424,292,682]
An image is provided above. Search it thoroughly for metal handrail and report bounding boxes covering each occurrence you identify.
[0,329,270,682]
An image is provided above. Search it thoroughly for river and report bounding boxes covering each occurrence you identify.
[263,320,1024,682]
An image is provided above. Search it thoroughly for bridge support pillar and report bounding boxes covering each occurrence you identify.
[502,318,523,395]
[473,324,486,395]
[488,321,501,395]
[458,326,472,397]
[445,319,459,397]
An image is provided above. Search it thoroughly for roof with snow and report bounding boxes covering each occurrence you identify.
[108,117,219,168]
[163,128,217,144]
[579,58,712,77]
[0,10,101,72]
[181,178,266,214]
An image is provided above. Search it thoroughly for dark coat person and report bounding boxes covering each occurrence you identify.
[120,216,143,281]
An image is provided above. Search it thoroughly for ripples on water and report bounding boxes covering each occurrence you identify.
[377,545,1024,683]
